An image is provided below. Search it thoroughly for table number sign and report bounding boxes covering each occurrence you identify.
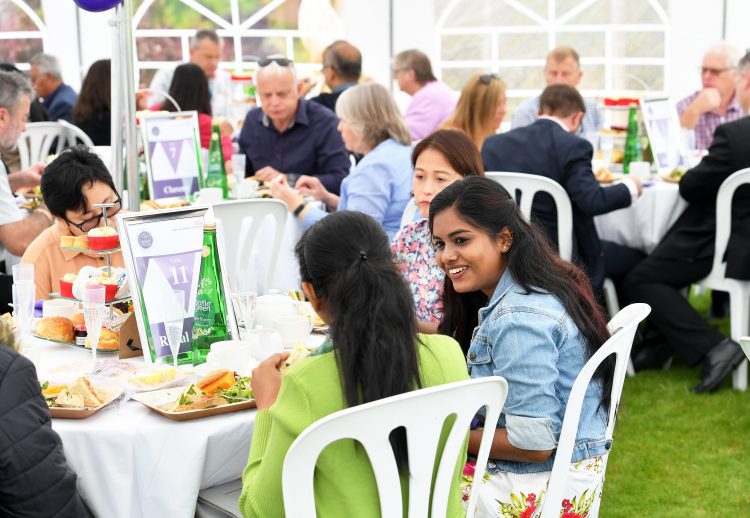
[140,111,203,202]
[117,207,239,364]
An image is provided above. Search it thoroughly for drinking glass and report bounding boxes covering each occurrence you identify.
[233,269,257,335]
[12,264,35,339]
[82,284,106,369]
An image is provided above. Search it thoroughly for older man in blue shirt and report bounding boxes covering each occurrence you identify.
[238,58,350,195]
[29,54,77,123]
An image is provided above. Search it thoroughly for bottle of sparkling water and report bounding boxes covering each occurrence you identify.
[623,103,642,174]
[191,221,230,365]
[205,124,228,198]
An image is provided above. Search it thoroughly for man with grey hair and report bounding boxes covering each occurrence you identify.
[0,71,53,306]
[677,42,743,150]
[237,58,349,194]
[624,51,750,393]
[299,40,362,112]
[29,53,77,123]
[148,29,231,118]
[394,49,456,140]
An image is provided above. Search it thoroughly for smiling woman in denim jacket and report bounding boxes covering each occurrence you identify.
[430,176,613,517]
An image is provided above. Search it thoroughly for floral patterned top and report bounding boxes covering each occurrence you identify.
[391,219,444,324]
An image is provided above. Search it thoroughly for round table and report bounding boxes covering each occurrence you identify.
[35,332,325,518]
[594,180,688,253]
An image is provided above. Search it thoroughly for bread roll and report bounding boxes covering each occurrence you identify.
[196,369,236,394]
[35,317,74,343]
[84,327,120,351]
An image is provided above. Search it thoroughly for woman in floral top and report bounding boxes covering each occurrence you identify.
[391,129,483,334]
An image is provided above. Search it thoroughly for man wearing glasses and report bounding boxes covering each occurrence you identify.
[238,58,350,194]
[21,146,124,300]
[677,42,743,151]
[299,40,362,112]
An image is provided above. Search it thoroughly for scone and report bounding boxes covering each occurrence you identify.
[35,317,75,343]
[87,226,119,250]
[60,236,76,248]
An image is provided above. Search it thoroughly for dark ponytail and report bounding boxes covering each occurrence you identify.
[430,177,614,412]
[295,211,421,472]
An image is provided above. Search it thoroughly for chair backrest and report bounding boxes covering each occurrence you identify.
[211,199,288,293]
[485,171,574,262]
[710,167,750,277]
[57,119,96,148]
[539,303,651,518]
[282,376,509,518]
[17,121,69,170]
[400,197,419,228]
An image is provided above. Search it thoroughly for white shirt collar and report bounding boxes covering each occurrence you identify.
[538,115,571,133]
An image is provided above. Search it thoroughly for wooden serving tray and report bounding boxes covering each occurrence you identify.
[131,387,256,421]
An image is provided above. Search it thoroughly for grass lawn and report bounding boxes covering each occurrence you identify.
[601,290,750,516]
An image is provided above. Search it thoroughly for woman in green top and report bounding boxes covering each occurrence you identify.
[239,211,469,517]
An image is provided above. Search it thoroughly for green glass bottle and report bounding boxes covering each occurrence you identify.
[205,124,229,198]
[191,221,230,365]
[622,103,642,174]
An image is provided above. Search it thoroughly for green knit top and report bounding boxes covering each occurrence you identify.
[239,333,470,517]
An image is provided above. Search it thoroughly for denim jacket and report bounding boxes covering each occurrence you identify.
[468,270,611,474]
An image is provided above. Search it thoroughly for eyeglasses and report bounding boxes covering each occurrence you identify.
[259,57,293,67]
[699,66,735,76]
[479,73,502,85]
[65,196,122,233]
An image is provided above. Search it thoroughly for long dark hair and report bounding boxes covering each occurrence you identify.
[167,63,212,116]
[430,176,613,410]
[412,129,484,177]
[295,211,421,472]
[72,59,111,122]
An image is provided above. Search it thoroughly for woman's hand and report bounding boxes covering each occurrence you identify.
[251,352,290,410]
[269,178,305,212]
[295,176,327,200]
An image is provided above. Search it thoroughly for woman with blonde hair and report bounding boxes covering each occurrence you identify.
[271,82,413,238]
[442,73,507,149]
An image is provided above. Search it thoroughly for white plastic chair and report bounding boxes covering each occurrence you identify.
[16,121,68,169]
[485,172,574,262]
[486,171,634,375]
[210,199,288,294]
[694,167,750,391]
[57,119,96,148]
[400,197,419,228]
[281,376,509,518]
[539,303,651,518]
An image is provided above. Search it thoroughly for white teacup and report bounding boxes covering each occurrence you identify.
[629,161,651,181]
[206,340,254,374]
[194,187,224,204]
[237,178,259,199]
[42,299,79,319]
[245,327,284,361]
[273,315,312,347]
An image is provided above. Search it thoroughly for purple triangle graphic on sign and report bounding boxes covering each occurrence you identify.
[149,141,157,157]
[160,139,184,174]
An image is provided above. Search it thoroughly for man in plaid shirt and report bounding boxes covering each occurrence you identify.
[677,42,743,150]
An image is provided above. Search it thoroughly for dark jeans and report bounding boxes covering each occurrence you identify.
[623,254,724,367]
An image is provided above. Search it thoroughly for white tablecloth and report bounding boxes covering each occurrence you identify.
[36,342,256,518]
[594,180,688,253]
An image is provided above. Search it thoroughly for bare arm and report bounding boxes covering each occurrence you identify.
[468,427,553,464]
[0,210,52,256]
[679,89,720,130]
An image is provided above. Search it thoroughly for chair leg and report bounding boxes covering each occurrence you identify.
[728,289,749,391]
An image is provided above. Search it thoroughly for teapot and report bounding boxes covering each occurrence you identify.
[254,290,299,329]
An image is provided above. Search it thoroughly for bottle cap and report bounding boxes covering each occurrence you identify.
[204,207,217,230]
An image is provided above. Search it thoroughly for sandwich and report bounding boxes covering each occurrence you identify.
[170,369,236,412]
[51,376,104,408]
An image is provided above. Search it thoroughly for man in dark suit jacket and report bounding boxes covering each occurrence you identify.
[624,54,750,393]
[482,84,643,293]
[298,41,361,112]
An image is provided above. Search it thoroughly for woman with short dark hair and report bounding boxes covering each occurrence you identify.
[21,145,124,299]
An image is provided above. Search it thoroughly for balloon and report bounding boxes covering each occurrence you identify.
[73,0,122,12]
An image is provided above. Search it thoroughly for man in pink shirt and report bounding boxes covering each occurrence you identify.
[394,49,456,140]
[677,42,743,150]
